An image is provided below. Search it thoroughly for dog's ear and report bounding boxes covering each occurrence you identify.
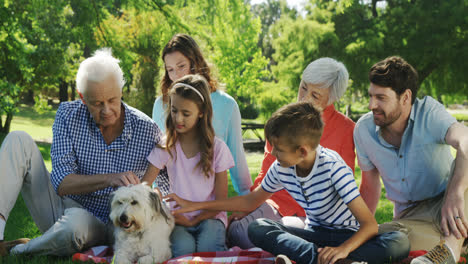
[108,192,115,221]
[149,191,171,224]
[108,192,115,209]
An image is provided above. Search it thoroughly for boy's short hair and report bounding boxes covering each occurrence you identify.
[265,101,323,149]
[369,56,419,104]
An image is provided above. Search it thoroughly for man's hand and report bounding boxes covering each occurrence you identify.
[317,246,350,264]
[441,191,468,239]
[173,214,195,227]
[108,171,140,188]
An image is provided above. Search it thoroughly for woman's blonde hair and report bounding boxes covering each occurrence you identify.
[165,74,215,178]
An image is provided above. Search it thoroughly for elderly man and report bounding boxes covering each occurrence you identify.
[0,48,161,256]
[354,56,468,264]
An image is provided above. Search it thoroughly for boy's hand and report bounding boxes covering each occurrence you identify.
[228,211,249,225]
[317,246,350,264]
[164,193,197,214]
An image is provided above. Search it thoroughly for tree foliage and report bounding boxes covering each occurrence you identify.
[1,0,466,133]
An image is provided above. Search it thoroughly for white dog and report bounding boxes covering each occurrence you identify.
[110,183,175,264]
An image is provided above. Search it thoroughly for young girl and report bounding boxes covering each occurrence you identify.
[152,33,251,197]
[142,74,234,257]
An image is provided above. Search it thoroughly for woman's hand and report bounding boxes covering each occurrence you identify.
[317,246,350,264]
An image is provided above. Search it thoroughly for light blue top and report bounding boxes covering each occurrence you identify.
[354,96,457,216]
[152,90,252,195]
[262,145,360,231]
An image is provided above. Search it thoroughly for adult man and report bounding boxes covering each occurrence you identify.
[354,56,468,264]
[0,48,161,256]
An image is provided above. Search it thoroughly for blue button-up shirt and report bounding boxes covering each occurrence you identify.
[51,100,161,223]
[354,96,457,217]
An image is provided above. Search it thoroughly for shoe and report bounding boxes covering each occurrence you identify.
[0,238,30,256]
[410,241,456,264]
[275,254,292,264]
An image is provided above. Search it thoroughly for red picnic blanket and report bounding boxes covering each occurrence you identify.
[72,246,275,264]
[72,246,467,264]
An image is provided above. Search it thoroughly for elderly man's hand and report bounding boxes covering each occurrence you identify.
[108,171,141,187]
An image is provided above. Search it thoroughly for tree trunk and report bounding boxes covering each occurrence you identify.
[59,79,68,102]
[345,104,352,117]
[23,89,35,105]
[70,81,76,101]
[0,112,13,133]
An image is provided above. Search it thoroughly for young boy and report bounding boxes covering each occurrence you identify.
[166,102,410,264]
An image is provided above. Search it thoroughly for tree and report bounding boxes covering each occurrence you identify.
[266,0,468,114]
[0,0,71,133]
[315,0,468,101]
[182,0,269,117]
[96,7,173,115]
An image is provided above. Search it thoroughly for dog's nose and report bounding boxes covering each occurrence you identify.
[120,214,128,223]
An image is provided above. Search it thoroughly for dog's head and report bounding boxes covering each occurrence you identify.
[109,183,173,233]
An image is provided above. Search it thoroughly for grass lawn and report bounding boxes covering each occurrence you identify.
[0,105,466,263]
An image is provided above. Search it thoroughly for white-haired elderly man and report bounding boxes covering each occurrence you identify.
[227,57,360,249]
[0,48,162,256]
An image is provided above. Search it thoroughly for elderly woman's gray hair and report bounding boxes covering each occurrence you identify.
[76,48,126,94]
[301,57,349,105]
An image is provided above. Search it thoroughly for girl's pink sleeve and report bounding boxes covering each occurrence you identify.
[147,147,170,169]
[213,138,235,173]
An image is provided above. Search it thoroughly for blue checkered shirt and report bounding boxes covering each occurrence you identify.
[50,100,162,223]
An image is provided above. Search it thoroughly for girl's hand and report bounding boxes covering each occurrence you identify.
[317,246,350,264]
[164,193,197,214]
[173,214,195,227]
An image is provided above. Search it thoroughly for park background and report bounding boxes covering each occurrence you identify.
[1,0,468,263]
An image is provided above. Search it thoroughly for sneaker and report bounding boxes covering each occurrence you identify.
[410,241,456,264]
[275,254,292,264]
[0,238,30,256]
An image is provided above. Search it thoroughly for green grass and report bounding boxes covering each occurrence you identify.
[1,105,466,263]
[7,105,55,142]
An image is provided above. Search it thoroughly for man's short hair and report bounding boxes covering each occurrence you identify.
[76,48,125,94]
[265,101,323,150]
[369,56,419,104]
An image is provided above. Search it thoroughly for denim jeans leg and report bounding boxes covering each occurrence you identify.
[170,225,196,257]
[248,218,319,264]
[196,219,226,252]
[348,231,410,264]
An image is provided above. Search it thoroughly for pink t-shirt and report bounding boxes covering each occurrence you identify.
[147,137,234,226]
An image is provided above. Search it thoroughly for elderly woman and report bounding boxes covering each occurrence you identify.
[228,57,356,249]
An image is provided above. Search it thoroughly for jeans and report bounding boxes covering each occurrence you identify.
[248,218,410,264]
[227,202,306,249]
[170,219,226,257]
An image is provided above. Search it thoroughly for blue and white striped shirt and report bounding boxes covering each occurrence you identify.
[50,100,161,223]
[261,145,360,231]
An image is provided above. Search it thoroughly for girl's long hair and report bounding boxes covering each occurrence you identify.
[160,33,218,104]
[166,74,215,178]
